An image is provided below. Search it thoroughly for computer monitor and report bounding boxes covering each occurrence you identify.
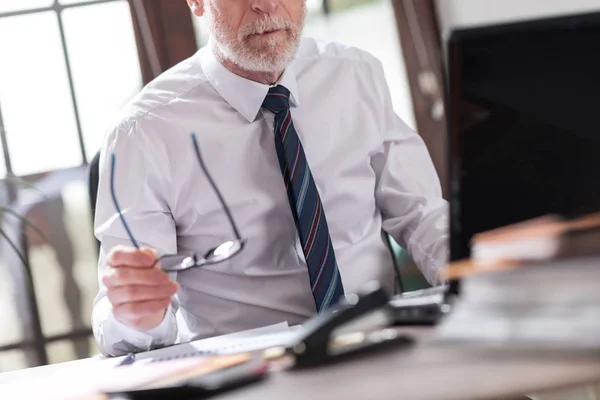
[445,11,600,276]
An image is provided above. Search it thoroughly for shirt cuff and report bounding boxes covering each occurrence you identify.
[96,304,177,356]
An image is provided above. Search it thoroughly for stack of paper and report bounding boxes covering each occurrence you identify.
[435,214,600,349]
[436,255,600,348]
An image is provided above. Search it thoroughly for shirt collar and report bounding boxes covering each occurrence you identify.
[200,40,300,123]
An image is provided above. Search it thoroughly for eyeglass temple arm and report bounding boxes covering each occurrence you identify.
[110,154,140,249]
[191,133,243,241]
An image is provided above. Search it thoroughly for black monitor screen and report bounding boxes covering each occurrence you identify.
[446,11,600,262]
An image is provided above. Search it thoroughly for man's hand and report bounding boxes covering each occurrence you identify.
[103,245,179,331]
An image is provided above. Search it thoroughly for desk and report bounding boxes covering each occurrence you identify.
[1,327,599,399]
[214,328,600,400]
[0,356,105,386]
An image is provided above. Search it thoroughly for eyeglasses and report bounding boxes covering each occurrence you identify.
[110,133,246,272]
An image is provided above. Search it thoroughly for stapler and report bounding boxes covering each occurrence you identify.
[266,282,415,369]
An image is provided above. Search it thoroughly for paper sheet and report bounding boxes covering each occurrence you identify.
[133,322,303,362]
[1,354,253,400]
[0,322,303,399]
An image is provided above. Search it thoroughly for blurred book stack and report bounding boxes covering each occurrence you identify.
[434,213,600,349]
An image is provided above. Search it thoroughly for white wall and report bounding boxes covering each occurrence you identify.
[436,0,600,39]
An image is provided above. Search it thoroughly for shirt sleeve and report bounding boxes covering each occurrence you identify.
[91,122,180,356]
[368,58,449,286]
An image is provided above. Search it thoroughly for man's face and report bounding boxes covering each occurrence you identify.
[189,0,306,72]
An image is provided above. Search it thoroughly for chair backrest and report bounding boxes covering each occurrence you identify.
[88,151,101,253]
[385,234,405,295]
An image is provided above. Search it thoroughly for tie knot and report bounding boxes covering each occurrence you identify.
[262,85,291,113]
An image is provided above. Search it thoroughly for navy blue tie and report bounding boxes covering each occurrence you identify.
[262,85,344,312]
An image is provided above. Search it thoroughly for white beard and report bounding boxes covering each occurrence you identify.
[204,6,305,72]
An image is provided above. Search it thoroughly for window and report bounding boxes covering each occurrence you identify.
[0,0,142,177]
[0,1,198,370]
[62,1,142,160]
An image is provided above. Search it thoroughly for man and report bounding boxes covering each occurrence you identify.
[92,0,448,356]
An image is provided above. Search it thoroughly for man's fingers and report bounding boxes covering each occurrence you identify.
[113,298,171,321]
[107,245,157,268]
[105,246,175,330]
[107,282,179,306]
[103,266,170,287]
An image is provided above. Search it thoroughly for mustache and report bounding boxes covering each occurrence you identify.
[238,17,293,38]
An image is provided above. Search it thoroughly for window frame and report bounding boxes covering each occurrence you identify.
[0,0,198,178]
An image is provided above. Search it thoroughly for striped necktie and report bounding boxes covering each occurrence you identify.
[262,85,344,312]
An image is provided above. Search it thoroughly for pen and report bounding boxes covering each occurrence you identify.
[117,352,136,366]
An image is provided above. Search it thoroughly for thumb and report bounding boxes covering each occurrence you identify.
[140,247,170,272]
[140,247,159,263]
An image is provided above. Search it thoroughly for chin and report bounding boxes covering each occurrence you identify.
[247,37,285,53]
[236,41,297,71]
[240,55,291,73]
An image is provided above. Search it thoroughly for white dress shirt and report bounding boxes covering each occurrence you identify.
[92,37,449,356]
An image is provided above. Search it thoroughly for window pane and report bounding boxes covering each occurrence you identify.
[62,1,142,159]
[0,12,82,176]
[0,0,53,14]
[0,350,27,373]
[58,0,102,5]
[47,338,96,365]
